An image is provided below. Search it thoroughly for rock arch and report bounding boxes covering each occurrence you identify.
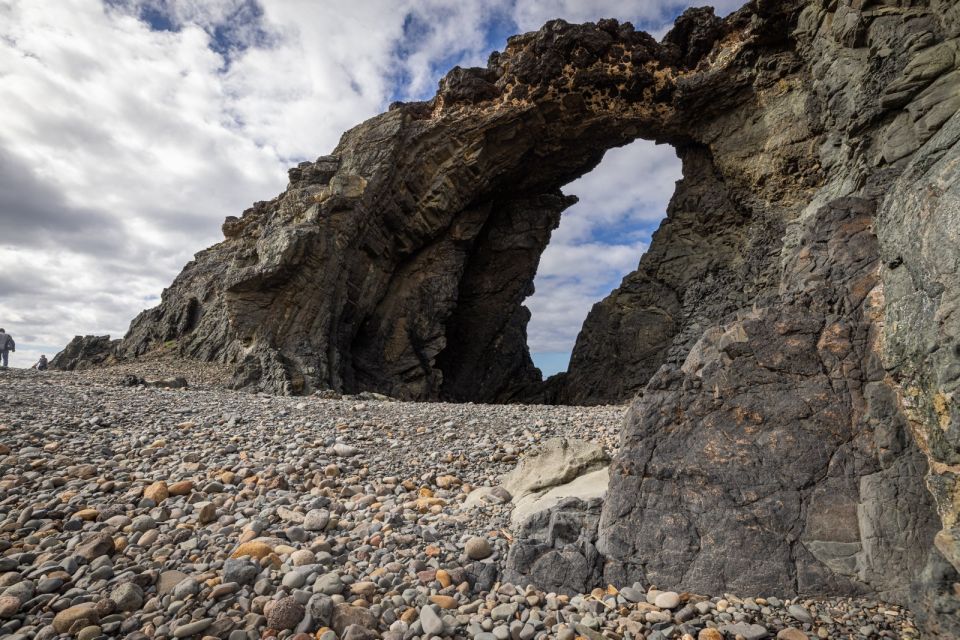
[115,6,798,404]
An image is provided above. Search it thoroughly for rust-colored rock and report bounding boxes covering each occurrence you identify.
[52,603,99,634]
[143,481,169,503]
[230,541,274,560]
[168,480,194,495]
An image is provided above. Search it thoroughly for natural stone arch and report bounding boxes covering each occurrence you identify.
[114,7,801,404]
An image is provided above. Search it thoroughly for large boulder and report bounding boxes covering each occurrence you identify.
[534,4,958,636]
[502,439,610,592]
[504,497,605,595]
[598,196,948,617]
[510,466,608,529]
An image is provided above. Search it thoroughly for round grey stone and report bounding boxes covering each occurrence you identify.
[464,536,491,560]
[654,591,680,609]
[419,605,444,637]
[110,583,144,611]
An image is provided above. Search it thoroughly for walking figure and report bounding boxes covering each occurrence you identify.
[0,328,14,369]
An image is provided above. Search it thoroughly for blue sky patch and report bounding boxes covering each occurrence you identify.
[138,4,177,32]
[533,351,572,378]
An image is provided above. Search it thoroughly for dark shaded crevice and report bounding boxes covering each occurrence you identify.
[348,213,483,399]
[436,191,575,402]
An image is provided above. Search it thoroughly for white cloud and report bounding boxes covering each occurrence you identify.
[0,0,513,368]
[0,0,287,367]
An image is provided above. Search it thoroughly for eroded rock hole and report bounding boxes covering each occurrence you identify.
[524,140,680,382]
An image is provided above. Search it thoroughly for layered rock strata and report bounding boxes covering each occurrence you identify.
[64,3,823,403]
[515,3,960,636]
[50,335,119,371]
[56,0,960,634]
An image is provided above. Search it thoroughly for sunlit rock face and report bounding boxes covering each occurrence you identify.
[57,0,960,633]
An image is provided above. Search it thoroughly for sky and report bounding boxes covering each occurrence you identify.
[0,0,743,374]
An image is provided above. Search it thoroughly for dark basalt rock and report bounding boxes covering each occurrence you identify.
[512,2,960,634]
[503,497,605,596]
[51,335,119,371]
[69,6,766,401]
[56,0,960,634]
[599,198,939,602]
[82,5,801,403]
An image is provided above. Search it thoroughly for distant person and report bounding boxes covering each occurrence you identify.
[0,328,13,369]
[34,355,48,371]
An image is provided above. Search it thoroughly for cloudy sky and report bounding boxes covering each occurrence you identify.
[0,0,742,374]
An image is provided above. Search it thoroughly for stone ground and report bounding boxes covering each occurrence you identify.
[0,364,921,640]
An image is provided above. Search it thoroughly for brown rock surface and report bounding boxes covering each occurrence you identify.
[52,603,99,634]
[143,481,169,503]
[331,603,377,636]
[75,532,116,562]
[230,541,274,560]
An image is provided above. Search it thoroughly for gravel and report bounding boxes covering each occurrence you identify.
[0,366,921,639]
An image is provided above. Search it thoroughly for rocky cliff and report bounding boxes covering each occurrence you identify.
[72,1,824,404]
[57,0,960,634]
[516,1,960,636]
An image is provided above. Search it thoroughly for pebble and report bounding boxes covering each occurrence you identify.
[77,625,102,640]
[465,536,492,560]
[172,577,200,599]
[75,531,115,560]
[429,595,458,609]
[110,583,144,611]
[172,617,213,637]
[655,591,680,609]
[492,602,518,621]
[158,570,190,596]
[315,572,344,595]
[52,603,99,634]
[304,509,331,531]
[420,604,445,636]
[223,558,259,585]
[0,595,20,618]
[267,596,305,630]
[143,480,169,503]
[332,603,377,634]
[231,541,274,560]
[620,586,644,602]
[722,621,770,640]
[788,604,814,624]
[333,443,360,457]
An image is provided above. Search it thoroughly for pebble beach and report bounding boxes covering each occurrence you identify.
[0,366,921,640]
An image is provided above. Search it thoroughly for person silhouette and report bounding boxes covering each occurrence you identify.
[34,355,48,371]
[0,328,14,369]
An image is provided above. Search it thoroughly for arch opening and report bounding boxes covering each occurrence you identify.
[525,139,681,379]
